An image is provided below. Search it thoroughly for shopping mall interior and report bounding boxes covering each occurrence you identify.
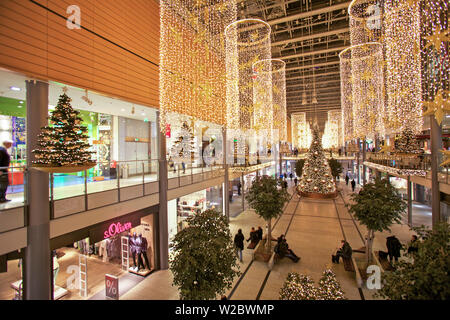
[0,0,448,303]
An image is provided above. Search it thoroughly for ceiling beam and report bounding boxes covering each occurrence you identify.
[286,60,340,71]
[286,72,341,82]
[267,2,351,26]
[278,45,348,60]
[271,27,350,47]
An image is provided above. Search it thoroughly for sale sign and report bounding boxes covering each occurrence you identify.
[105,274,119,300]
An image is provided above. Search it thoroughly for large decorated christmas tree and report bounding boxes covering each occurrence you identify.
[394,128,421,154]
[32,90,95,169]
[298,122,336,198]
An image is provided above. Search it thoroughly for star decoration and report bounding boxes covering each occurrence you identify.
[423,28,449,52]
[440,149,450,167]
[379,144,393,154]
[422,90,450,125]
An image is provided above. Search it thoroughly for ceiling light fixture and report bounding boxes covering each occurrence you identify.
[9,86,21,91]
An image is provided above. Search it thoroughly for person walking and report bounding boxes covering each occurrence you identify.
[294,177,298,186]
[0,140,12,203]
[234,229,244,262]
[345,174,349,186]
[351,179,356,192]
[289,172,293,181]
[386,235,402,262]
[237,181,242,196]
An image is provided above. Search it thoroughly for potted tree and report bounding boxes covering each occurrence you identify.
[170,209,240,300]
[347,177,406,263]
[295,159,305,178]
[246,176,290,258]
[328,158,343,181]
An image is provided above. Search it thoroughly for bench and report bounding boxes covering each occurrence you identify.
[247,240,259,249]
[343,257,355,272]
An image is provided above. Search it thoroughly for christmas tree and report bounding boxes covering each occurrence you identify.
[298,123,336,196]
[317,268,346,300]
[170,121,195,162]
[279,272,318,300]
[32,91,94,167]
[394,128,421,154]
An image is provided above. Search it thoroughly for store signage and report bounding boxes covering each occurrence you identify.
[105,274,119,300]
[103,222,132,239]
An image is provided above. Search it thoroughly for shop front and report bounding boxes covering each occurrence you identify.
[43,205,159,300]
[168,185,223,248]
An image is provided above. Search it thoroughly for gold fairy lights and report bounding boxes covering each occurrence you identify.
[339,48,354,144]
[384,0,423,134]
[159,0,237,131]
[328,110,342,148]
[349,0,383,45]
[225,18,272,131]
[291,113,312,149]
[340,42,385,140]
[252,59,274,141]
[421,0,449,124]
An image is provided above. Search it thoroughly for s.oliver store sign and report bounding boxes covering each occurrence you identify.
[89,217,140,244]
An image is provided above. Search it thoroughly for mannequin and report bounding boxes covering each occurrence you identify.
[135,234,145,271]
[129,232,138,269]
[52,250,59,288]
[139,233,151,270]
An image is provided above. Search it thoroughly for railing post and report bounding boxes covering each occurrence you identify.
[84,170,88,211]
[117,164,121,202]
[142,162,145,195]
[50,173,54,219]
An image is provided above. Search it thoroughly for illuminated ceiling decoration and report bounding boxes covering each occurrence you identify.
[328,110,342,148]
[159,0,237,131]
[349,0,383,45]
[340,42,385,140]
[421,0,449,125]
[339,48,354,144]
[225,18,272,131]
[252,59,274,142]
[291,113,311,150]
[384,0,422,134]
[253,59,287,142]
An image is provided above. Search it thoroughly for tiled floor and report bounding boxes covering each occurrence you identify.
[121,180,419,301]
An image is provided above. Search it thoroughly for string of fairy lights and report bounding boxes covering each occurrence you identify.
[291,113,312,150]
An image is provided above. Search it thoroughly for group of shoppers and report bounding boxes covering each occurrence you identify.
[233,226,263,262]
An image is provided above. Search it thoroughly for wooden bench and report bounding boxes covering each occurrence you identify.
[343,257,355,272]
[247,240,259,249]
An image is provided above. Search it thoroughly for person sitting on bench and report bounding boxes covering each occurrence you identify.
[332,240,352,264]
[274,235,300,263]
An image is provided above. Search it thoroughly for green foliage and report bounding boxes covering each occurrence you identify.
[376,222,450,300]
[347,177,406,233]
[295,159,305,178]
[279,269,346,300]
[246,175,290,221]
[170,209,240,300]
[328,158,343,179]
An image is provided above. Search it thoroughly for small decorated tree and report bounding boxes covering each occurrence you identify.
[170,209,240,300]
[170,121,195,163]
[347,177,406,263]
[328,158,343,181]
[246,176,290,252]
[317,268,346,300]
[298,123,336,197]
[394,128,421,154]
[279,272,318,300]
[32,90,95,169]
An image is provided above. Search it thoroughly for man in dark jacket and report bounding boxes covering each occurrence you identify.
[333,240,352,263]
[257,226,263,241]
[274,236,299,262]
[247,227,259,246]
[345,174,349,186]
[386,235,402,262]
[0,140,12,203]
[234,229,244,262]
[351,179,356,192]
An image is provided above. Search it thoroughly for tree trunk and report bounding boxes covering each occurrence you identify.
[266,219,272,252]
[366,230,374,264]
